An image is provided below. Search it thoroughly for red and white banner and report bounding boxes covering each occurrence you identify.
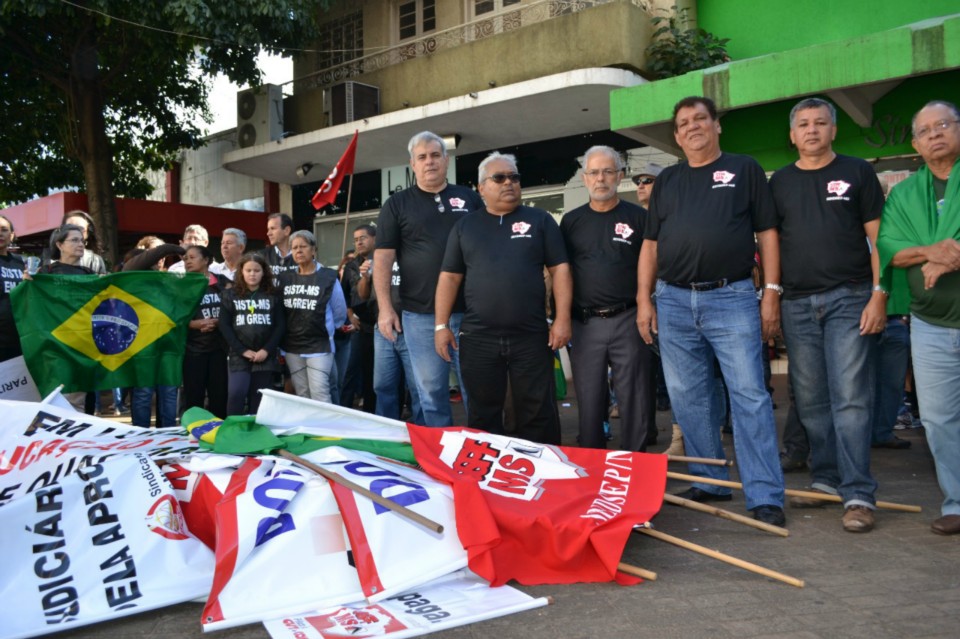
[262,570,550,639]
[408,426,667,586]
[202,457,366,631]
[0,399,198,509]
[302,447,466,602]
[0,453,215,639]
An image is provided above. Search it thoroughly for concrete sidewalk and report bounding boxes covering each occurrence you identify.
[57,374,958,639]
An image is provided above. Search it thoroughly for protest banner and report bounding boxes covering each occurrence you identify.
[0,355,40,402]
[262,570,550,639]
[408,425,668,586]
[0,453,215,639]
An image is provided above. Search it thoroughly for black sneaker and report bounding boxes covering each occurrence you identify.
[780,453,807,473]
[751,504,786,527]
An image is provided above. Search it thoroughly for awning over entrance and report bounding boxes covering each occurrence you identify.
[223,68,646,185]
[610,13,960,168]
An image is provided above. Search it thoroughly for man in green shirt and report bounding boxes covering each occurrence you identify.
[877,100,960,536]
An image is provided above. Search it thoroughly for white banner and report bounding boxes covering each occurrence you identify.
[256,390,410,442]
[302,447,466,602]
[262,570,550,639]
[0,454,215,639]
[0,399,198,509]
[0,356,40,402]
[202,457,366,632]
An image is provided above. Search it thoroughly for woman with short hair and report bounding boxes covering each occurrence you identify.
[277,230,347,402]
[181,245,228,417]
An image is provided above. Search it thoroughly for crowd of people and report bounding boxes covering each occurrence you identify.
[0,96,957,538]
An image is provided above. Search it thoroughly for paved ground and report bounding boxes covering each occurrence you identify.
[56,374,959,639]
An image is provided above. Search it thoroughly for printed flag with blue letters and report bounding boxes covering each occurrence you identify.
[10,271,208,394]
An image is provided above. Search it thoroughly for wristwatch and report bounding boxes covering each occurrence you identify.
[434,323,449,332]
[763,283,784,295]
[873,285,889,296]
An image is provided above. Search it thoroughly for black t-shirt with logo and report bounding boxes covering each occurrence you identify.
[278,267,339,354]
[442,206,568,335]
[219,288,285,372]
[376,183,484,314]
[770,154,883,299]
[261,246,297,280]
[561,200,645,309]
[186,274,226,353]
[0,253,25,354]
[645,153,777,284]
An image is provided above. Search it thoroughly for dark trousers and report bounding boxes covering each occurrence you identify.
[571,311,656,451]
[226,369,275,416]
[358,329,376,414]
[459,331,560,445]
[182,349,228,417]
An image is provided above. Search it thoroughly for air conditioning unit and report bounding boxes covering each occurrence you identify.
[326,81,380,126]
[236,84,283,149]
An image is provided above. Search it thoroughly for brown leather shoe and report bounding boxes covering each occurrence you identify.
[842,505,875,533]
[931,514,960,535]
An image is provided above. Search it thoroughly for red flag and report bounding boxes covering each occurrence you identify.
[407,425,667,586]
[311,130,358,210]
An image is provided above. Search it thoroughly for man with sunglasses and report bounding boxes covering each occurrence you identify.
[375,131,483,426]
[637,96,786,527]
[632,166,660,208]
[878,100,960,536]
[435,152,572,444]
[561,146,655,451]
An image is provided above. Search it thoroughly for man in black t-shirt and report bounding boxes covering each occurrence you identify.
[637,96,786,527]
[771,97,886,533]
[374,131,484,426]
[561,145,655,451]
[435,152,572,444]
[342,223,378,413]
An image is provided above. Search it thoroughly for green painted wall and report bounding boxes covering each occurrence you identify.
[697,0,960,61]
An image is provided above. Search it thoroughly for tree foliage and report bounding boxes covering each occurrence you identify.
[645,5,730,80]
[0,0,324,263]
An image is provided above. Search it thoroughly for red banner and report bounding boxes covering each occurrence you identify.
[408,425,667,586]
[311,131,359,210]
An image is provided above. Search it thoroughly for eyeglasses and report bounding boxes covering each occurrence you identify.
[485,173,521,184]
[632,176,655,186]
[913,119,960,140]
[584,168,621,179]
[62,238,85,244]
[433,193,445,212]
[353,235,371,243]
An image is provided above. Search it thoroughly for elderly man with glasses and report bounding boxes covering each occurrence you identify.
[878,100,960,536]
[561,146,656,451]
[374,131,483,426]
[435,152,572,444]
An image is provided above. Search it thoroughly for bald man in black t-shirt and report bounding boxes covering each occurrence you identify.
[561,145,655,451]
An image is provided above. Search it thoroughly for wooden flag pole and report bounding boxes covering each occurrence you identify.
[617,562,658,581]
[339,172,357,259]
[663,494,789,537]
[278,449,444,534]
[667,471,921,513]
[667,455,733,467]
[635,527,805,588]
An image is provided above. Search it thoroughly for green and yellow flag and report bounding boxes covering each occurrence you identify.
[10,271,208,394]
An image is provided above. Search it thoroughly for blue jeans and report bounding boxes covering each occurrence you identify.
[402,311,466,426]
[781,283,877,508]
[656,278,784,510]
[873,316,910,445]
[910,315,960,517]
[131,386,178,427]
[373,326,422,423]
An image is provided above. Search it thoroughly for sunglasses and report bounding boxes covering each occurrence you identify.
[485,173,521,184]
[632,176,655,186]
[433,193,445,213]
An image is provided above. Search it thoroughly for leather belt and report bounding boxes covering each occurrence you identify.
[667,279,728,291]
[577,300,636,322]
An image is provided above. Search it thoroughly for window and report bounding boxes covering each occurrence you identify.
[398,0,436,41]
[474,0,521,16]
[316,10,363,71]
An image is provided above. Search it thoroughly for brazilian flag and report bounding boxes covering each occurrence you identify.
[10,271,208,394]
